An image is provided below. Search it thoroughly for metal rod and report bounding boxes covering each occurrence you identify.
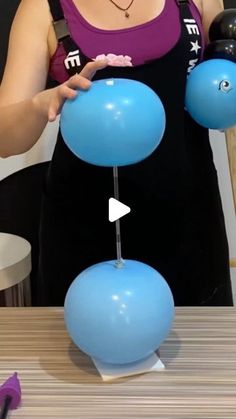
[113,166,124,268]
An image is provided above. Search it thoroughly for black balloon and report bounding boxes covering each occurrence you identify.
[204,39,236,63]
[209,9,236,42]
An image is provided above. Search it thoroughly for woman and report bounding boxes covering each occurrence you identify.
[0,0,233,306]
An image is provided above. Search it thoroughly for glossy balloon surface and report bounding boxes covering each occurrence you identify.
[64,260,174,364]
[204,39,236,63]
[209,9,236,42]
[60,78,166,167]
[185,59,236,129]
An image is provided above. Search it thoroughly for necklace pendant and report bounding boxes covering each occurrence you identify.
[125,11,130,17]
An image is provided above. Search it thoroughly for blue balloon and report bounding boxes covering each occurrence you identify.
[60,78,166,167]
[185,59,236,129]
[64,260,174,365]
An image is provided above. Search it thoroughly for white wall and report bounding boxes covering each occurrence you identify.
[209,130,236,304]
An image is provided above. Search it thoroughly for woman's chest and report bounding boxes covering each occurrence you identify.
[71,0,202,29]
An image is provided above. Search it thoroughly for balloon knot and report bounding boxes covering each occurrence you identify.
[115,259,125,269]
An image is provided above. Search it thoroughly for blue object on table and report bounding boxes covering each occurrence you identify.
[64,259,174,365]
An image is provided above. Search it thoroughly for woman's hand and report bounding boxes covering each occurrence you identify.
[33,59,108,122]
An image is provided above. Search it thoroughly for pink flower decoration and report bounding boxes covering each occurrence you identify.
[94,53,133,67]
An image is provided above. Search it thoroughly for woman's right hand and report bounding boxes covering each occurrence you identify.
[33,59,108,122]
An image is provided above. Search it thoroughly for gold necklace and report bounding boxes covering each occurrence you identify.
[108,0,135,18]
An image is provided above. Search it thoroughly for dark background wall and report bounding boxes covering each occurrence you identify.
[0,0,20,81]
[225,0,236,7]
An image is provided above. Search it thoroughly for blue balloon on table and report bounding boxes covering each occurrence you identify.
[64,260,174,365]
[185,59,236,130]
[60,78,166,167]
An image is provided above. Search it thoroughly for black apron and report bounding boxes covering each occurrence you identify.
[37,0,233,306]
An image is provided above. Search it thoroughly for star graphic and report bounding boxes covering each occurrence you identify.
[190,40,201,55]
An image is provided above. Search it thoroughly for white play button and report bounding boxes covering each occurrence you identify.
[109,198,131,222]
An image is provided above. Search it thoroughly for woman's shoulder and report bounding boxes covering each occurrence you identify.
[17,0,51,19]
[13,0,52,35]
[15,0,56,57]
[0,0,53,105]
[199,0,223,40]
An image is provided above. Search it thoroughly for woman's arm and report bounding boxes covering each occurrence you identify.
[201,0,223,43]
[0,0,51,157]
[0,0,106,158]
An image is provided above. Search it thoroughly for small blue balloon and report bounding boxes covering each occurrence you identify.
[60,78,166,167]
[185,59,236,129]
[64,260,174,365]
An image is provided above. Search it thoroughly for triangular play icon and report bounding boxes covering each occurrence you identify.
[109,198,131,222]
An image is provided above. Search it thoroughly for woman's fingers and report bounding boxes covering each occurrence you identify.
[47,60,108,121]
[66,74,92,90]
[67,60,108,89]
[48,85,76,121]
[79,59,108,80]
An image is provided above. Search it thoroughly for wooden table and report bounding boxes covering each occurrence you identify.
[0,308,236,418]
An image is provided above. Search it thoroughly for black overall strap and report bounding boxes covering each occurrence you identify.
[175,0,203,74]
[47,0,87,76]
[176,0,189,4]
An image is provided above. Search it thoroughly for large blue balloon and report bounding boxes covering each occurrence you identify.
[60,78,166,167]
[185,59,236,129]
[64,260,174,365]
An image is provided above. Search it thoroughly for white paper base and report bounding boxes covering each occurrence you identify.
[92,352,165,381]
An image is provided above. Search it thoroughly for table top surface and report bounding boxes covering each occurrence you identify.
[0,307,235,418]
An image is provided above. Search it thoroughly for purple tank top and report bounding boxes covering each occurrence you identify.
[49,0,203,83]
